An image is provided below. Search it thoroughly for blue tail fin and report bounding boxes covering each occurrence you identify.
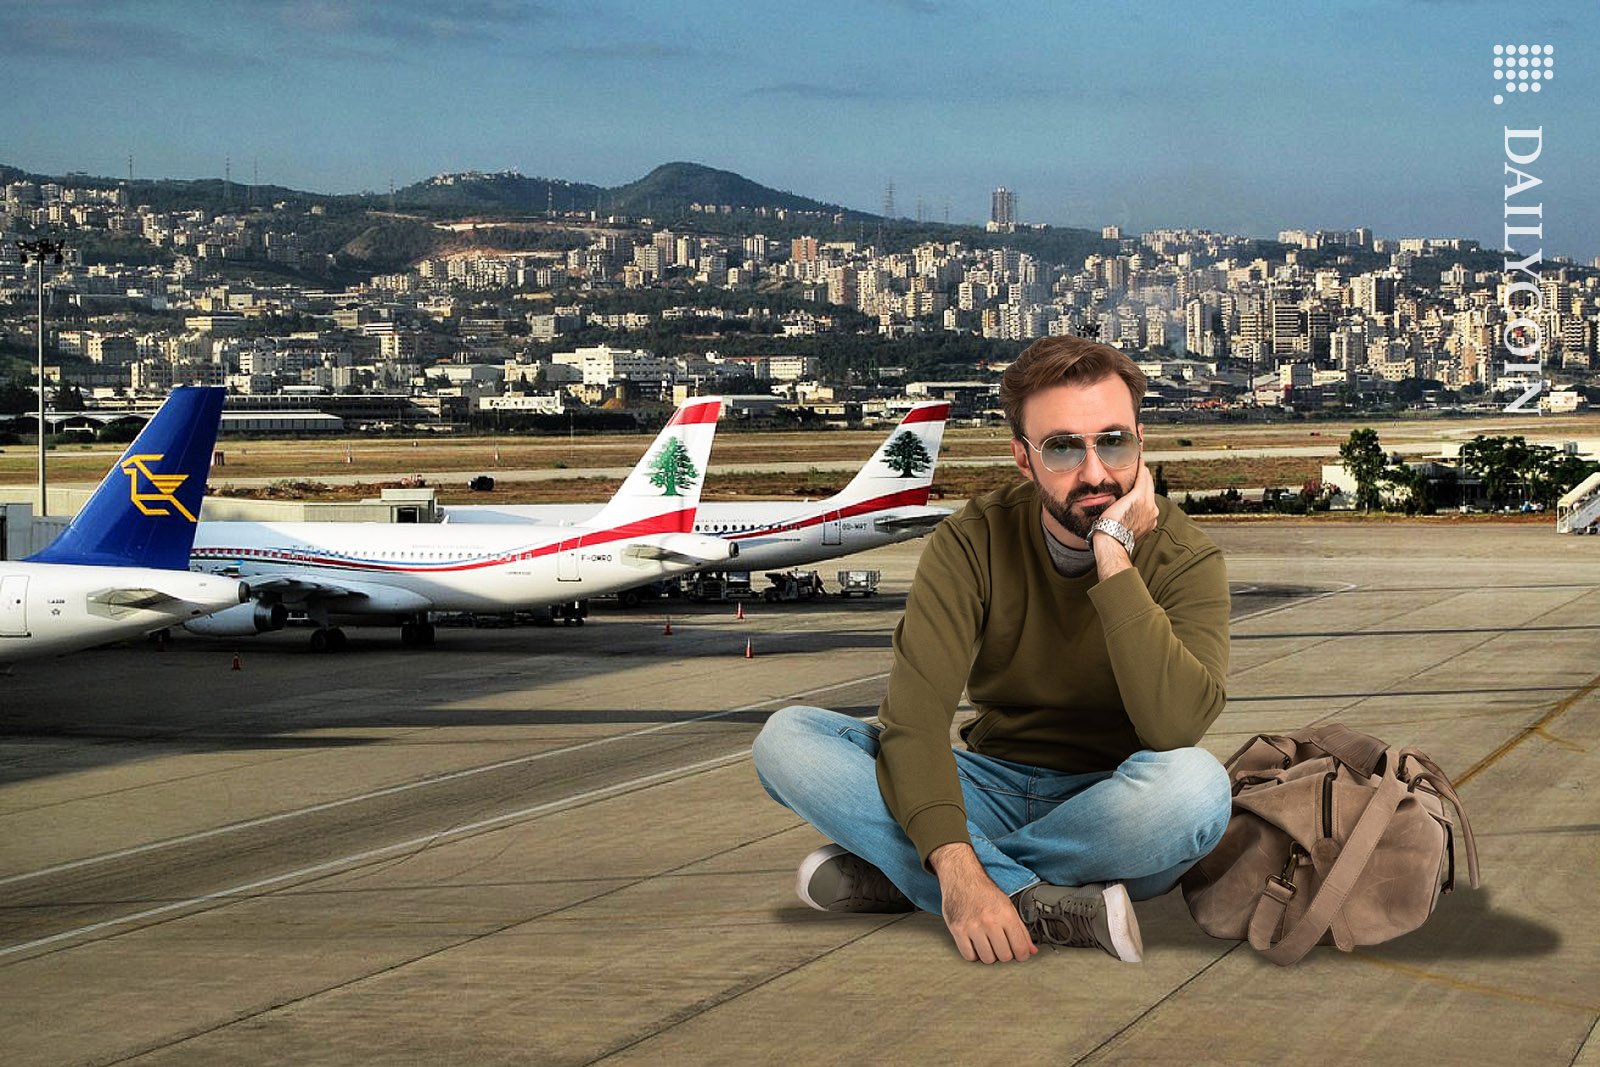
[27,386,225,570]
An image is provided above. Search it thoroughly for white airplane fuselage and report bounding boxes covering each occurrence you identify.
[443,498,951,574]
[190,520,733,616]
[0,563,246,663]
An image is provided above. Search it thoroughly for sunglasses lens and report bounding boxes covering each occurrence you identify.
[1098,433,1140,468]
[1040,437,1086,471]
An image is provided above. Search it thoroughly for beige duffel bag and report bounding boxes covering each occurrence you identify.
[1180,723,1480,965]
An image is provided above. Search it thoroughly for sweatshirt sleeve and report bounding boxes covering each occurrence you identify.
[874,520,987,870]
[1085,544,1230,751]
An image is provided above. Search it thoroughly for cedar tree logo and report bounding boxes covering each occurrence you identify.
[882,430,933,478]
[646,435,700,496]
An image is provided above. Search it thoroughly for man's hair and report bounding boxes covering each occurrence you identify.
[998,335,1148,439]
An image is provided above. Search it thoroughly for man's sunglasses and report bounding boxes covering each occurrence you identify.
[1020,430,1141,473]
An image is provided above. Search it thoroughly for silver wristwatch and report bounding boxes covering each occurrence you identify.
[1088,517,1136,557]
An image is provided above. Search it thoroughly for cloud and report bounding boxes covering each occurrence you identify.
[269,0,549,47]
[0,5,210,61]
[746,82,883,101]
[538,41,721,61]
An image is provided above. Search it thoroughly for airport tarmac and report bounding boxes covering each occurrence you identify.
[0,522,1596,1065]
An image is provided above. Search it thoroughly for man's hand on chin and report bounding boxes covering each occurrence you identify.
[1092,463,1158,581]
[1100,462,1159,542]
[929,843,1038,964]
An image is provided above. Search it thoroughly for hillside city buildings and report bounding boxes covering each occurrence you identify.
[0,172,1594,431]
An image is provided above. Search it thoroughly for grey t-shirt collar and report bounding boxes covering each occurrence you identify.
[1042,517,1096,578]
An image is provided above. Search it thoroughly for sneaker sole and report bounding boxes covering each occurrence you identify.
[1101,883,1144,963]
[795,843,850,911]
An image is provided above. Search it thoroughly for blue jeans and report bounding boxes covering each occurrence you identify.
[752,705,1232,915]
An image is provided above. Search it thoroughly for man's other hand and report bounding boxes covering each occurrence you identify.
[929,843,1038,964]
[1101,462,1159,543]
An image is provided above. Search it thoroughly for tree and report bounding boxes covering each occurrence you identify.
[1458,434,1532,509]
[882,430,932,477]
[646,436,699,496]
[1153,463,1169,497]
[53,384,86,412]
[1338,428,1386,512]
[1380,463,1434,516]
[1524,448,1599,507]
[0,378,35,415]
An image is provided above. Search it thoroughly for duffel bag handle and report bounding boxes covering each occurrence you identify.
[1247,748,1409,965]
[1304,723,1390,777]
[1398,748,1481,890]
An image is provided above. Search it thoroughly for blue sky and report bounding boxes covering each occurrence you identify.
[2,1,1595,258]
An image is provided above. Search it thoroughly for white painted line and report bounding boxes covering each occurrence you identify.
[0,585,1366,959]
[0,671,889,889]
[0,749,755,961]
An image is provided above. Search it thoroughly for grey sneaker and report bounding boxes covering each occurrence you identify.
[1015,881,1143,963]
[795,844,914,913]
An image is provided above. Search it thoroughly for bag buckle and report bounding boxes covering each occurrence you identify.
[1267,845,1303,898]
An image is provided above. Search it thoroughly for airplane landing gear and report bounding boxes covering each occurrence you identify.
[310,627,347,652]
[400,621,436,647]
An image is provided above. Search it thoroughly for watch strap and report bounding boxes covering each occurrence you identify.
[1089,517,1135,556]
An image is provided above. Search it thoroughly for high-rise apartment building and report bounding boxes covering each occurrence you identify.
[991,187,1016,228]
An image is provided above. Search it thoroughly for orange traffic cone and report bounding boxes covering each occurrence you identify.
[231,653,242,671]
[663,617,673,636]
[744,638,754,659]
[735,601,745,621]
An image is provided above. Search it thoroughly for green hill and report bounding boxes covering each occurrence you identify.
[390,171,603,214]
[604,161,860,218]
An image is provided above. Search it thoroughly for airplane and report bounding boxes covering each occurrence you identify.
[186,397,735,650]
[439,401,954,578]
[1,386,247,665]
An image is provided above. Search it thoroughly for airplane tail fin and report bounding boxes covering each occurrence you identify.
[831,401,950,508]
[27,386,225,570]
[583,397,722,534]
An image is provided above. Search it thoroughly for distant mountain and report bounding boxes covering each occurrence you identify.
[390,170,603,214]
[605,162,860,218]
[2,158,1120,267]
[387,161,862,219]
[0,162,338,214]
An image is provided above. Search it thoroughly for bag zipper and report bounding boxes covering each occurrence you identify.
[1322,770,1336,837]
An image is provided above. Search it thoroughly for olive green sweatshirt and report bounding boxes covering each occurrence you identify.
[874,480,1231,869]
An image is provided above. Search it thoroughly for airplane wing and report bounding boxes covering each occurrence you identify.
[622,533,738,568]
[623,544,733,567]
[246,574,366,600]
[241,571,434,613]
[873,510,952,532]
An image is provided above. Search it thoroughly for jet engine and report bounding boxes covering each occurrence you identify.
[184,601,288,636]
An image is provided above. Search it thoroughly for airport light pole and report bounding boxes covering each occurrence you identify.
[17,238,66,516]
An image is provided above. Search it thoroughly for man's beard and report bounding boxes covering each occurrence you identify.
[1038,476,1127,541]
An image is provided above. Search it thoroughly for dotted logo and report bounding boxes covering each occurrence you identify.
[1494,44,1554,105]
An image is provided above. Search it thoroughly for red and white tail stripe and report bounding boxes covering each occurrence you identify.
[833,401,950,508]
[583,397,723,533]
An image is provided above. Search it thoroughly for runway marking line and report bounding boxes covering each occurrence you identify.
[0,672,890,890]
[10,581,1588,964]
[1457,669,1600,787]
[0,585,1360,893]
[0,748,757,961]
[1346,953,1599,1016]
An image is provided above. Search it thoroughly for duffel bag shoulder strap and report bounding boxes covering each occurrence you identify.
[1247,751,1409,965]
